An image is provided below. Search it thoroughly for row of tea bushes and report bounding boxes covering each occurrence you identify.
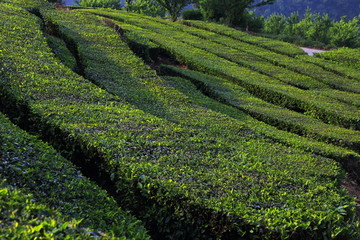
[315,47,360,70]
[158,70,360,178]
[45,34,78,72]
[0,112,150,239]
[0,182,93,239]
[308,89,360,108]
[40,3,360,175]
[87,11,360,132]
[1,0,50,11]
[93,11,329,91]
[42,9,360,152]
[1,2,359,239]
[181,19,306,57]
[297,54,360,82]
[160,65,360,152]
[40,9,202,123]
[180,22,360,94]
[42,4,360,190]
[122,12,360,95]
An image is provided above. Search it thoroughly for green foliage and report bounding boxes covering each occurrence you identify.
[1,1,360,239]
[315,47,360,70]
[159,65,360,151]
[1,0,52,10]
[296,54,360,82]
[256,0,360,21]
[106,10,360,94]
[263,10,360,48]
[263,13,287,35]
[329,17,360,48]
[183,19,306,56]
[127,0,166,17]
[182,9,203,20]
[239,10,265,31]
[198,0,274,26]
[0,182,94,239]
[76,0,121,9]
[45,34,78,71]
[159,66,360,158]
[0,112,150,239]
[154,0,192,21]
[38,7,360,238]
[88,10,360,132]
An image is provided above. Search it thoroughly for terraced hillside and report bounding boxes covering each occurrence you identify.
[1,0,360,239]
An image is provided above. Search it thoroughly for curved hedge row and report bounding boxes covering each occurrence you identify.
[124,13,360,95]
[40,9,360,153]
[181,20,360,94]
[45,34,78,72]
[182,19,307,57]
[160,65,360,152]
[315,47,360,70]
[297,54,360,83]
[1,1,359,239]
[41,2,360,174]
[85,11,360,131]
[0,183,93,239]
[0,112,150,239]
[157,68,360,179]
[93,11,326,91]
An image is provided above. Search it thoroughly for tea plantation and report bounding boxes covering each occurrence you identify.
[1,0,360,239]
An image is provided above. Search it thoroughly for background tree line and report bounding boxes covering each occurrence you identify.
[70,0,359,48]
[262,10,360,48]
[256,0,360,21]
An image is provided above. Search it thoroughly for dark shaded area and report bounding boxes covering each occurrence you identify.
[101,18,187,72]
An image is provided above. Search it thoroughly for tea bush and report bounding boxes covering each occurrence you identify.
[0,111,150,239]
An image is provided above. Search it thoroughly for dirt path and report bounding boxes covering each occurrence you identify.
[300,47,327,56]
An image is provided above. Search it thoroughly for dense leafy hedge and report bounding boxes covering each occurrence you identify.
[160,65,360,152]
[85,10,360,131]
[297,54,360,83]
[157,67,360,179]
[39,9,360,154]
[124,12,360,94]
[0,112,150,239]
[180,19,360,90]
[182,19,306,57]
[0,182,93,239]
[315,47,360,70]
[1,0,50,10]
[1,1,359,239]
[95,11,327,91]
[45,34,78,72]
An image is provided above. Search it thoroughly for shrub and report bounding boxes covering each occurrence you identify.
[0,112,150,239]
[127,0,166,17]
[262,10,360,48]
[182,9,203,20]
[75,0,121,9]
[330,17,360,48]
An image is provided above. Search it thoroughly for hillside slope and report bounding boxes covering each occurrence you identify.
[1,1,360,239]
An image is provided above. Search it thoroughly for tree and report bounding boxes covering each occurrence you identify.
[124,0,134,10]
[127,0,166,17]
[256,0,360,20]
[75,0,121,9]
[154,0,193,21]
[199,0,275,26]
[330,16,360,47]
